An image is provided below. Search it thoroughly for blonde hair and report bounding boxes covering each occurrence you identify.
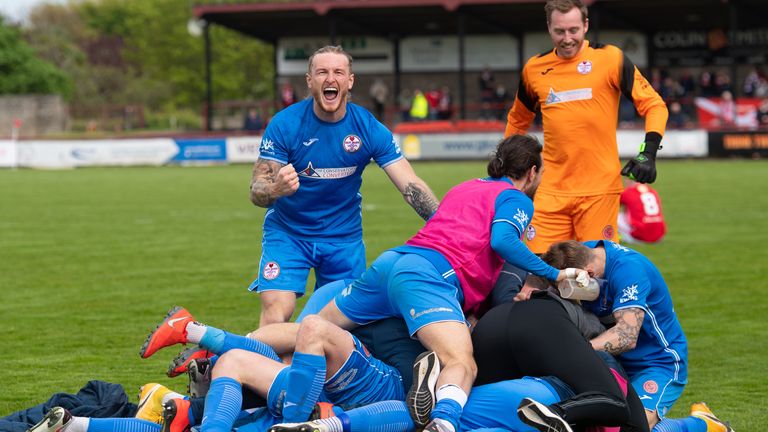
[307,45,353,73]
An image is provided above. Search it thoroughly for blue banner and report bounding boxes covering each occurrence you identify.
[172,138,227,162]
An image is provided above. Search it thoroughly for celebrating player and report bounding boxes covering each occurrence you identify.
[248,45,439,327]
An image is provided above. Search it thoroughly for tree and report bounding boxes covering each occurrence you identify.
[0,17,71,96]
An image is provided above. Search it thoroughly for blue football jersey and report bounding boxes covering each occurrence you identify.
[582,240,688,380]
[258,99,403,240]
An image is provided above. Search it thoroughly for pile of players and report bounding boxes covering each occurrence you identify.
[27,2,732,432]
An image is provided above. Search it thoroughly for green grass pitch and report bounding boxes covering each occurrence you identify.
[1,159,766,429]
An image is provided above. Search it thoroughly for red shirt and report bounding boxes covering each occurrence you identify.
[620,184,666,242]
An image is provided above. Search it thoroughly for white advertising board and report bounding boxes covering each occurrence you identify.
[14,139,178,169]
[227,136,262,163]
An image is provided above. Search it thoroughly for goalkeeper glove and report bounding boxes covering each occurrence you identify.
[621,132,662,184]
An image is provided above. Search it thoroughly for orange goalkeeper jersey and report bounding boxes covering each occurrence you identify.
[505,41,668,196]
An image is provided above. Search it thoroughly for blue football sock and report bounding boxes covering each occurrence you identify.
[431,398,463,431]
[653,416,708,432]
[88,418,160,432]
[281,351,326,422]
[201,377,243,432]
[346,400,413,432]
[267,367,290,416]
[198,326,280,362]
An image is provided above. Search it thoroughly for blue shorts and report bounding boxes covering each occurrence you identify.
[461,377,564,432]
[249,230,366,295]
[630,367,687,418]
[325,335,405,408]
[335,250,465,336]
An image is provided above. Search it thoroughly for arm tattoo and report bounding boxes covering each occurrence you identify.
[249,158,284,207]
[601,307,644,355]
[403,182,439,221]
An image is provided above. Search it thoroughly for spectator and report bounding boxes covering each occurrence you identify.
[718,90,737,127]
[409,89,429,121]
[369,78,389,122]
[757,98,768,127]
[713,71,733,96]
[743,67,768,98]
[280,82,297,108]
[660,76,684,101]
[479,65,496,119]
[243,108,265,133]
[678,70,697,97]
[425,85,441,120]
[699,71,718,97]
[437,85,454,120]
[398,88,413,122]
[494,84,509,120]
[667,100,691,129]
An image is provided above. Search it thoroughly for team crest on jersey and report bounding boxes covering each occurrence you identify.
[262,261,280,280]
[526,225,536,241]
[577,60,592,74]
[602,224,615,240]
[643,380,659,394]
[343,134,362,152]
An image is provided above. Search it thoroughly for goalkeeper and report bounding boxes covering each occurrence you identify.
[504,0,668,254]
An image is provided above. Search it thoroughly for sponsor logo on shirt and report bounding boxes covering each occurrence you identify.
[302,137,319,147]
[325,368,358,392]
[409,307,453,319]
[263,261,280,280]
[541,67,554,75]
[343,134,362,152]
[610,242,630,253]
[619,284,639,303]
[513,208,530,230]
[260,138,275,153]
[545,87,593,105]
[298,161,357,179]
[392,138,402,154]
[577,60,592,74]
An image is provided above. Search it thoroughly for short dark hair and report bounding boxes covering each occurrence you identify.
[487,134,543,180]
[545,0,588,24]
[307,45,353,73]
[542,240,592,269]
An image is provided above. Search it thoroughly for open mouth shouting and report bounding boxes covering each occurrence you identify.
[323,86,340,102]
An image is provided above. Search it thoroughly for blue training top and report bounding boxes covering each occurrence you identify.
[258,98,403,241]
[581,240,688,380]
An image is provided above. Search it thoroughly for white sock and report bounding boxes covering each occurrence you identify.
[67,417,89,432]
[436,384,468,408]
[432,418,456,432]
[161,391,185,405]
[185,322,207,344]
[314,417,344,432]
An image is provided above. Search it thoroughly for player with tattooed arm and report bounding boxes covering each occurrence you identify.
[248,45,439,326]
[536,240,733,432]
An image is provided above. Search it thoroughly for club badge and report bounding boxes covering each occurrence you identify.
[343,135,362,153]
[577,60,592,74]
[263,261,280,280]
